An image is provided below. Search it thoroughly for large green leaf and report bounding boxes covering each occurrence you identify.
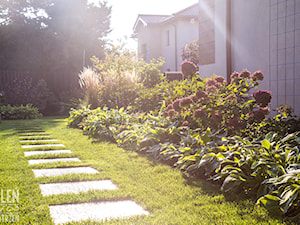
[261,139,271,151]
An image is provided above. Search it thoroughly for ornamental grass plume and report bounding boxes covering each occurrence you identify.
[253,90,272,107]
[252,70,264,81]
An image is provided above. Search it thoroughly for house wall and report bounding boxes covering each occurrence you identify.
[267,0,300,116]
[160,20,199,72]
[137,26,161,63]
[161,25,176,71]
[231,0,300,116]
[198,0,228,78]
[176,20,200,71]
[198,0,300,116]
[231,0,270,93]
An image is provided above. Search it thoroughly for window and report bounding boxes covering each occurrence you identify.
[141,44,147,61]
[166,30,170,46]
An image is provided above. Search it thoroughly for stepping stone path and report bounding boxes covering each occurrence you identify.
[17,125,149,224]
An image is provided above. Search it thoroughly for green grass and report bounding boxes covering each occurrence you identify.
[0,118,295,224]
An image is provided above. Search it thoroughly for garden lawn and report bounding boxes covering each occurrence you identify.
[0,118,294,224]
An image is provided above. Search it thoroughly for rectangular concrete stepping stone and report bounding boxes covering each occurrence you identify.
[18,132,47,136]
[39,180,118,196]
[20,139,58,143]
[24,150,72,157]
[28,158,81,165]
[19,135,51,139]
[49,200,149,224]
[32,167,99,178]
[22,144,65,149]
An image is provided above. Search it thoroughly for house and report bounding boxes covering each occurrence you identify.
[132,3,199,72]
[133,0,300,116]
[197,0,300,116]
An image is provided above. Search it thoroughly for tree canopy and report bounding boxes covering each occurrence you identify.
[0,0,111,73]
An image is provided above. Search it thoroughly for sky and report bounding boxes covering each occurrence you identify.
[105,0,198,50]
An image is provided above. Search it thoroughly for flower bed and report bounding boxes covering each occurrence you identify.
[67,69,300,220]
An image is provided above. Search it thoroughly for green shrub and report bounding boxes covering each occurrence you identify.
[0,104,42,120]
[136,57,165,87]
[133,77,204,112]
[66,106,92,128]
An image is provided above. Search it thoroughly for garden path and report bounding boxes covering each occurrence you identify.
[17,126,149,224]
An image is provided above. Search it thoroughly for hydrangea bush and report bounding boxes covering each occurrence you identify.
[162,69,271,135]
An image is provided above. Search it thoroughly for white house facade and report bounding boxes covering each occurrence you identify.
[197,0,300,115]
[133,1,300,115]
[132,4,199,72]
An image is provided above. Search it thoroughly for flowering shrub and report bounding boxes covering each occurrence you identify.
[161,70,271,135]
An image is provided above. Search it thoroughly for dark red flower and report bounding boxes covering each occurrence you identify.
[227,118,240,128]
[230,72,239,80]
[247,110,266,122]
[182,121,189,127]
[253,90,272,107]
[194,107,206,119]
[206,78,217,87]
[212,112,223,123]
[180,61,198,78]
[179,97,194,107]
[166,104,174,110]
[239,69,251,79]
[172,99,182,111]
[192,96,199,102]
[214,82,223,89]
[163,109,177,118]
[163,111,169,117]
[196,91,208,99]
[259,107,270,116]
[206,85,218,93]
[215,75,225,84]
[252,71,264,81]
[168,109,177,118]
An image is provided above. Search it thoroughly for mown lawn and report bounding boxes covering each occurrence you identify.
[0,117,295,224]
